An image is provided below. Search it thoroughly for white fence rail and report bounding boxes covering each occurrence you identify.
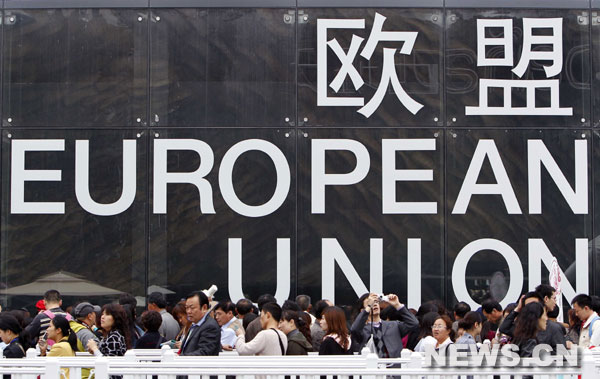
[0,346,597,379]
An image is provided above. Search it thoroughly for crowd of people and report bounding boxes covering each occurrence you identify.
[0,284,598,372]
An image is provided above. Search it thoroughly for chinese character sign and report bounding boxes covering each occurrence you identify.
[316,13,424,118]
[444,9,589,127]
[465,18,572,116]
[313,10,587,125]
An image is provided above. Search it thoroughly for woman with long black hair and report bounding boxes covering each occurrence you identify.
[38,315,77,379]
[87,303,130,357]
[513,302,547,357]
[279,310,313,355]
[38,315,77,357]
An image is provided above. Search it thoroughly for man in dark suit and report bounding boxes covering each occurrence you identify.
[180,291,221,356]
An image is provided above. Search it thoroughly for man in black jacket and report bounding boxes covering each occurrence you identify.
[180,291,221,356]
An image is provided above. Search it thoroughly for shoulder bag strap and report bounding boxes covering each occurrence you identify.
[270,328,285,355]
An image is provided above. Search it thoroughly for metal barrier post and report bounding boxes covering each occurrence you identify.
[408,352,422,368]
[159,345,175,379]
[162,345,176,362]
[124,350,136,361]
[363,352,378,379]
[94,357,109,379]
[44,357,60,379]
[366,352,378,369]
[581,349,595,379]
[162,349,176,362]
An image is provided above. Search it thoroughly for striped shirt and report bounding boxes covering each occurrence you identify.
[25,307,71,342]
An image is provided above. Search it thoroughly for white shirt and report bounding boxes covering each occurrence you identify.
[415,335,437,352]
[436,337,453,350]
[236,328,288,356]
[579,311,600,349]
[221,319,238,347]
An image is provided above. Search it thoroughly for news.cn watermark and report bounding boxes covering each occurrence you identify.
[424,344,580,367]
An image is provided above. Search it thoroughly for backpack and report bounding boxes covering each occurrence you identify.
[43,310,72,321]
[69,320,87,352]
[41,310,72,347]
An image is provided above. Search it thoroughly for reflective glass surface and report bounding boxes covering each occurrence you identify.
[446,9,590,128]
[3,9,148,127]
[1,129,147,309]
[150,8,296,127]
[594,131,600,297]
[297,128,444,307]
[593,17,600,127]
[298,8,444,127]
[0,4,597,311]
[446,129,592,306]
[148,128,296,301]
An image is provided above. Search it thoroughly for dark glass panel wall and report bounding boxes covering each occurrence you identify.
[446,8,590,127]
[0,130,147,309]
[297,128,444,306]
[298,8,444,127]
[446,129,592,307]
[3,9,148,127]
[148,128,295,301]
[593,10,600,126]
[150,8,296,127]
[0,3,596,310]
[594,131,600,297]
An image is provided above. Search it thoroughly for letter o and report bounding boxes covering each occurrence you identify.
[219,139,290,217]
[452,239,523,309]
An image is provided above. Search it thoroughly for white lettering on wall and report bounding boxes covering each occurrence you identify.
[466,18,572,116]
[528,139,587,214]
[321,238,383,305]
[317,18,365,107]
[219,139,290,218]
[382,139,437,214]
[317,13,422,118]
[453,140,521,214]
[75,140,137,216]
[153,139,215,214]
[452,238,524,309]
[407,238,422,309]
[11,139,65,214]
[228,238,290,305]
[312,139,370,214]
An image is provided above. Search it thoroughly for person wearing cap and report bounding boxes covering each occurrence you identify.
[70,302,100,355]
[70,303,100,379]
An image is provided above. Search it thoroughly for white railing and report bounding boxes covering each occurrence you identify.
[0,346,596,379]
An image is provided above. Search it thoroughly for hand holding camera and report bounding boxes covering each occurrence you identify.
[386,293,402,309]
